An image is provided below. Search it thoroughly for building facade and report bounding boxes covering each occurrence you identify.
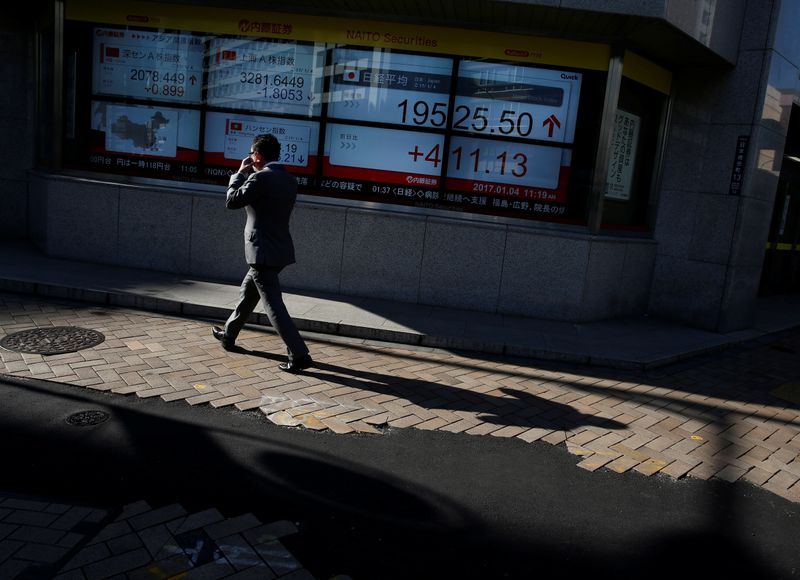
[2,0,798,332]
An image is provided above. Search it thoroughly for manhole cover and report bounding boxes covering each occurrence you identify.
[0,327,105,355]
[66,410,110,427]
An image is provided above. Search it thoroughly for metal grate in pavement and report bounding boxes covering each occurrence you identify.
[0,326,105,355]
[66,410,110,427]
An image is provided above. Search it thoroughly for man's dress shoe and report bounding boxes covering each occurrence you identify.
[211,326,235,351]
[279,354,313,374]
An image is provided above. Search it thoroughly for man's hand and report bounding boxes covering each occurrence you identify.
[238,156,255,174]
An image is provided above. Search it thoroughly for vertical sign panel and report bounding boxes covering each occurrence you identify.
[729,135,750,196]
[604,109,640,201]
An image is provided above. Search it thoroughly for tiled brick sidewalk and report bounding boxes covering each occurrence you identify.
[1,292,799,504]
[0,493,333,579]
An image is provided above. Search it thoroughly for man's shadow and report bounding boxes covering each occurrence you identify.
[237,347,625,432]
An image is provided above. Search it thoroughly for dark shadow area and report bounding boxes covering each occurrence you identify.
[239,349,626,431]
[292,326,800,421]
[2,374,796,579]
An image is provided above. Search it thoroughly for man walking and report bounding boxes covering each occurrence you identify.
[212,133,312,373]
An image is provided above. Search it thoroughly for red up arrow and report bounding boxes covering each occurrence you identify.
[543,114,561,137]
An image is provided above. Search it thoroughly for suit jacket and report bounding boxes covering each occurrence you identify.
[226,161,298,267]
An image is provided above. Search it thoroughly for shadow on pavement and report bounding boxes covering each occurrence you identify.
[0,374,794,579]
[239,349,626,432]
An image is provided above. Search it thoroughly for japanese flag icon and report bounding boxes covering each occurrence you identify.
[342,68,360,82]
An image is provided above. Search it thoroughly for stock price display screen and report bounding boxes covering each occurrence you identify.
[323,49,453,200]
[446,135,570,204]
[454,60,582,144]
[83,21,586,218]
[92,28,204,104]
[442,60,581,213]
[323,123,444,193]
[203,112,319,181]
[328,48,453,129]
[206,38,324,117]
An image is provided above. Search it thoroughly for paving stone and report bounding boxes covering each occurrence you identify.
[82,548,153,579]
[51,506,97,531]
[180,559,235,579]
[168,509,225,535]
[253,540,302,576]
[107,532,145,555]
[0,539,24,563]
[517,428,552,443]
[216,533,264,571]
[577,453,621,472]
[45,503,72,515]
[14,542,69,563]
[57,532,85,549]
[87,520,132,545]
[659,460,699,480]
[137,524,177,558]
[714,465,749,483]
[114,501,152,523]
[129,504,188,531]
[243,521,298,545]
[765,469,799,491]
[8,525,66,545]
[279,567,317,579]
[0,559,33,579]
[54,568,87,580]
[226,564,278,579]
[60,542,112,571]
[3,510,59,528]
[204,514,261,541]
[348,420,382,434]
[606,455,641,474]
[127,554,193,579]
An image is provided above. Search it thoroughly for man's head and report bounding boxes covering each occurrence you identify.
[250,134,281,167]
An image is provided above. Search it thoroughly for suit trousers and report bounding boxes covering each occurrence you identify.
[224,265,309,360]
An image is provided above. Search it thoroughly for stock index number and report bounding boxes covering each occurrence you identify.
[397,99,447,127]
[453,105,534,138]
[240,72,305,88]
[130,69,186,84]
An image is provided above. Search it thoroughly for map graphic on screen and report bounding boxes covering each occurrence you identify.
[105,104,178,157]
[90,101,200,162]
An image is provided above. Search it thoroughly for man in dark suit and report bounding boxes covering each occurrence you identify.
[212,133,312,373]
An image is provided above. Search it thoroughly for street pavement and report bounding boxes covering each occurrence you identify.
[1,242,800,579]
[2,291,799,498]
[1,289,800,579]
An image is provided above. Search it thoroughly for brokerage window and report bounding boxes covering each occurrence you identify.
[62,20,605,225]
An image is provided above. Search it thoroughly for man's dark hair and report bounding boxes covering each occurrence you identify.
[252,133,281,162]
